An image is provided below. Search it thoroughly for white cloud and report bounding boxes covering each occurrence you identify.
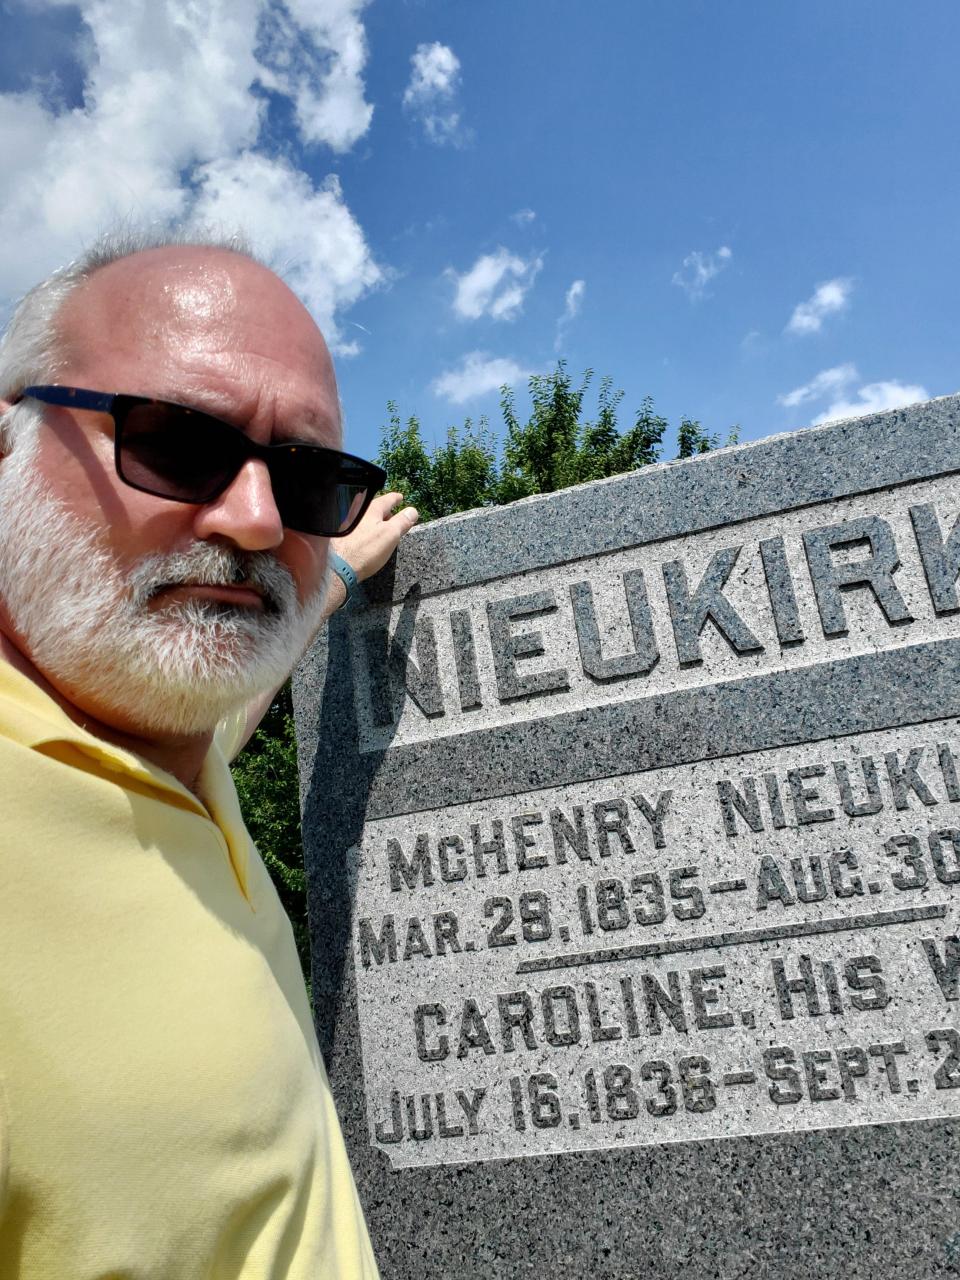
[554,278,585,351]
[562,279,585,322]
[256,0,374,152]
[191,158,380,355]
[786,277,853,335]
[447,247,543,322]
[777,363,927,423]
[813,380,929,424]
[0,0,379,353]
[672,245,731,300]
[431,351,530,404]
[777,363,858,408]
[402,41,465,145]
[511,208,536,225]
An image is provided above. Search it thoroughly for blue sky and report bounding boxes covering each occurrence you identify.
[0,0,957,464]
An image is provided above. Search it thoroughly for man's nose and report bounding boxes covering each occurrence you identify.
[191,458,285,550]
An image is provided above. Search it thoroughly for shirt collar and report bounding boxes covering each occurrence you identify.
[0,657,253,897]
[0,654,193,784]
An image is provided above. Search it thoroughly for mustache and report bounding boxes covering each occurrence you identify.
[129,544,297,616]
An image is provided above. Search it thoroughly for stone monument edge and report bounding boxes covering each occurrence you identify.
[364,393,960,604]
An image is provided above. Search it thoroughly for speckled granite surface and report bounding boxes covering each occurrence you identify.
[295,398,960,1278]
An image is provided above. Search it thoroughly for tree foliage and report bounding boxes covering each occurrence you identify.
[234,364,736,990]
[378,403,499,520]
[229,682,312,980]
[379,363,736,504]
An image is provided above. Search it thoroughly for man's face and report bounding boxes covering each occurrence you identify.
[0,247,341,737]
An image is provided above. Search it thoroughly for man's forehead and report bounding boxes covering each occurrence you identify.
[155,259,243,329]
[54,246,341,441]
[60,248,325,353]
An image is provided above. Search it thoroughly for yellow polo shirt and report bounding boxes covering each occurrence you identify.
[0,659,379,1279]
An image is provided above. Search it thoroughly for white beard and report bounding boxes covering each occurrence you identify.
[0,436,326,736]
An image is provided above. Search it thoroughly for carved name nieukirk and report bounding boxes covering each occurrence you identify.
[356,499,960,738]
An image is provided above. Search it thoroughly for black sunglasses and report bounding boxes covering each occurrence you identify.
[16,385,386,537]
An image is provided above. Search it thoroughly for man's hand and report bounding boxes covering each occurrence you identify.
[228,493,419,759]
[322,491,419,618]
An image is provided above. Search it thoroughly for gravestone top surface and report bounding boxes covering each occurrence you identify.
[294,396,960,1279]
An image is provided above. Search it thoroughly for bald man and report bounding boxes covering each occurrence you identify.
[0,234,416,1278]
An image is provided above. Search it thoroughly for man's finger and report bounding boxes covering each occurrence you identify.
[372,490,404,517]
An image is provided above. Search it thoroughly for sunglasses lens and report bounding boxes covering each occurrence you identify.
[119,403,238,501]
[117,399,381,535]
[271,453,375,536]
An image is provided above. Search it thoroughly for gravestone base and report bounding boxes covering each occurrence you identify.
[351,1124,960,1278]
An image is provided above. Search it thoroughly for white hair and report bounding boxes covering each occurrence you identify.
[0,225,257,453]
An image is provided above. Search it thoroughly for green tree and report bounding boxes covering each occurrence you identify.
[498,362,590,496]
[573,376,626,481]
[378,402,499,519]
[230,681,312,981]
[380,363,730,503]
[676,415,740,457]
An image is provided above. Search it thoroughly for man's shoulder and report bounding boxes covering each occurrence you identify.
[0,658,72,751]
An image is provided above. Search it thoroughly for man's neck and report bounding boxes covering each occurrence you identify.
[0,630,214,794]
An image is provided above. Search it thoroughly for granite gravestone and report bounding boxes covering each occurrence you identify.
[294,397,960,1279]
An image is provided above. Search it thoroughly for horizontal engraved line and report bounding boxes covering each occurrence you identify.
[515,904,948,974]
[723,1071,757,1086]
[359,639,960,820]
[709,878,748,893]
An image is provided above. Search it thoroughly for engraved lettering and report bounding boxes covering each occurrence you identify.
[787,765,835,824]
[388,834,434,892]
[449,608,482,710]
[435,1092,464,1138]
[570,569,660,680]
[718,777,763,838]
[456,1088,486,1136]
[414,1004,448,1061]
[772,955,822,1019]
[630,789,673,848]
[662,545,764,665]
[364,616,445,726]
[922,935,960,1001]
[759,535,805,644]
[640,972,688,1035]
[834,757,882,817]
[802,515,913,636]
[512,813,548,870]
[585,981,622,1042]
[910,502,960,614]
[884,747,939,809]
[550,806,592,864]
[358,915,397,968]
[756,855,795,909]
[541,985,581,1047]
[690,966,734,1030]
[593,800,636,859]
[437,835,468,882]
[471,820,508,877]
[487,591,569,701]
[456,999,496,1058]
[498,991,538,1052]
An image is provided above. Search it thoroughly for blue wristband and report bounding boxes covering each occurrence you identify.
[328,551,361,609]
